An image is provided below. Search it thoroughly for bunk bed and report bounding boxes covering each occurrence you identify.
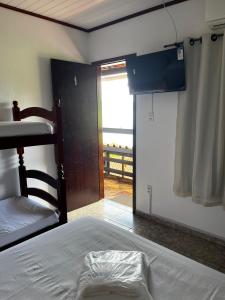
[0,101,67,251]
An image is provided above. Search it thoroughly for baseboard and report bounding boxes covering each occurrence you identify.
[135,210,225,247]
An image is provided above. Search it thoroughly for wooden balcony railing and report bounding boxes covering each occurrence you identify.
[103,145,133,180]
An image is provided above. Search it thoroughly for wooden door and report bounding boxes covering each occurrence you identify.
[51,59,103,211]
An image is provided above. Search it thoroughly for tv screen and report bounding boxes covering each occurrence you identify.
[126,47,186,94]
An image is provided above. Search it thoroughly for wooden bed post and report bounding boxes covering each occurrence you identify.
[18,148,28,197]
[54,99,67,224]
[12,101,20,121]
[12,101,28,197]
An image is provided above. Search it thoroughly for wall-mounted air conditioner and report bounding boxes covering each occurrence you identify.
[205,0,225,30]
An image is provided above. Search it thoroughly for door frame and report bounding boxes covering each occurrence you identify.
[96,65,104,199]
[93,54,137,214]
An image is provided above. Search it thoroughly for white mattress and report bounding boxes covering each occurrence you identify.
[0,196,59,247]
[0,217,224,300]
[0,121,53,137]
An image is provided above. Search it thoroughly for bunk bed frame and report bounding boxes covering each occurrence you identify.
[0,100,67,251]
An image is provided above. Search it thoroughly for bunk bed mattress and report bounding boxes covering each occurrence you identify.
[0,196,58,247]
[0,217,225,300]
[0,121,53,137]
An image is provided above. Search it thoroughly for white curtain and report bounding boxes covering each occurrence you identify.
[174,32,225,207]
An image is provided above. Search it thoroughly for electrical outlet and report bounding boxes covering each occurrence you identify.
[147,184,152,194]
[148,112,154,121]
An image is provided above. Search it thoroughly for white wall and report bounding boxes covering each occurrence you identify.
[0,7,88,199]
[89,0,225,239]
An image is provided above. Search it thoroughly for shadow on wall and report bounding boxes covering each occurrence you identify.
[0,150,19,200]
[38,57,53,109]
[38,57,57,179]
[0,102,19,199]
[0,102,12,121]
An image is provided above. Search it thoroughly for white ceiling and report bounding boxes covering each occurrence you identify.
[0,0,168,29]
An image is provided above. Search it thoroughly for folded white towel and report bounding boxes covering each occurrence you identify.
[75,250,153,300]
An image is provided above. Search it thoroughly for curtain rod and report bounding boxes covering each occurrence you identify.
[164,33,224,48]
[189,33,223,45]
[164,42,183,48]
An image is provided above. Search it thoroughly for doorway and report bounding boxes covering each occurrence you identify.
[100,60,135,210]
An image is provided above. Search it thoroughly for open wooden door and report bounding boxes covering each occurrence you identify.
[51,59,104,211]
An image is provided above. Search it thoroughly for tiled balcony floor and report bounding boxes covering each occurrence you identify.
[104,177,132,207]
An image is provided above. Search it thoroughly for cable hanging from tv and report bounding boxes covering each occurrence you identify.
[163,0,178,44]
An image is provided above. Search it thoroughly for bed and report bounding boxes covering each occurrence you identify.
[0,121,53,137]
[0,100,67,251]
[0,196,58,248]
[0,101,57,150]
[0,217,224,300]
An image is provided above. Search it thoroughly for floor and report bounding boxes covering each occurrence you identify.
[68,199,225,273]
[104,177,132,208]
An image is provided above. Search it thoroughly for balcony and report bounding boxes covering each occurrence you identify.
[103,127,133,181]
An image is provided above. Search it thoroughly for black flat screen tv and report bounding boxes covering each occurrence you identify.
[126,47,186,94]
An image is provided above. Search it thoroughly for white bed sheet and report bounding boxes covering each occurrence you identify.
[0,217,224,300]
[0,121,53,137]
[0,196,59,247]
